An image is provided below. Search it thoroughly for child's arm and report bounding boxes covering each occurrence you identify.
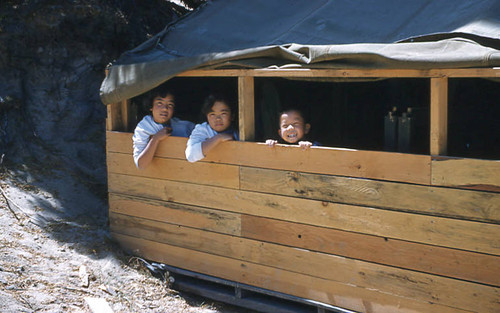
[136,127,172,169]
[201,133,233,156]
[186,123,235,163]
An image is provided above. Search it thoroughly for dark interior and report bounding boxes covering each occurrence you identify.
[130,76,499,160]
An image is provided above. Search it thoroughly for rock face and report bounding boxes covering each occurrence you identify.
[0,1,188,204]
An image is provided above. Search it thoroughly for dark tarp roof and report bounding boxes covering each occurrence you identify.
[100,0,500,104]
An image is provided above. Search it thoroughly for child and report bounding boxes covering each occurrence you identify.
[185,94,238,163]
[266,108,316,149]
[133,86,195,169]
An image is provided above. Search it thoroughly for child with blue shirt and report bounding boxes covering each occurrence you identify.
[133,87,195,169]
[185,94,238,162]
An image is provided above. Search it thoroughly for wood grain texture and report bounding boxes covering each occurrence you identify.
[110,214,499,311]
[109,193,241,235]
[107,152,240,189]
[108,173,500,254]
[177,68,500,78]
[112,233,478,313]
[241,215,500,286]
[207,141,430,185]
[106,131,430,184]
[106,131,186,159]
[432,157,500,191]
[239,167,500,223]
[430,77,448,155]
[106,102,124,131]
[238,76,255,141]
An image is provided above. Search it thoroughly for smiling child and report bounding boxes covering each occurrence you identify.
[185,94,238,162]
[266,109,316,149]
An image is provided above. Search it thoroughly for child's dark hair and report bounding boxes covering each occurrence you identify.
[201,93,234,117]
[143,85,175,112]
[279,107,308,123]
[276,107,312,144]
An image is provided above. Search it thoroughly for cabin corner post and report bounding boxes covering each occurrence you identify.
[106,99,132,132]
[238,76,255,141]
[430,77,448,155]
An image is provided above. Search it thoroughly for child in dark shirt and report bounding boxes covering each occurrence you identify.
[266,109,317,149]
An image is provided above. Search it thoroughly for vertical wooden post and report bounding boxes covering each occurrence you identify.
[106,103,121,131]
[106,99,132,132]
[430,77,448,155]
[238,76,255,141]
[120,99,130,131]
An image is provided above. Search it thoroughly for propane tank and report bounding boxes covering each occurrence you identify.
[398,107,413,153]
[384,106,398,151]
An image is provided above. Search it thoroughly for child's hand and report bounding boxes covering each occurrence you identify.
[153,127,172,141]
[298,141,312,150]
[266,139,277,147]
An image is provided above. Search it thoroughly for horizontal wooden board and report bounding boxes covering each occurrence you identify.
[206,141,430,185]
[240,166,500,223]
[432,157,500,191]
[107,151,240,189]
[106,131,186,159]
[110,214,500,310]
[109,193,241,235]
[108,173,500,254]
[177,68,500,78]
[241,215,500,286]
[114,227,490,312]
[106,131,430,184]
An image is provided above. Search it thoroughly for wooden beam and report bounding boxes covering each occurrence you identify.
[241,215,500,286]
[106,102,121,131]
[109,193,241,236]
[107,152,240,189]
[108,173,500,243]
[108,197,500,286]
[110,217,500,312]
[238,76,255,141]
[430,77,448,155]
[432,157,500,191]
[106,99,132,132]
[121,99,134,132]
[106,131,187,159]
[237,167,500,223]
[113,233,490,313]
[120,100,129,131]
[178,68,500,78]
[106,131,431,185]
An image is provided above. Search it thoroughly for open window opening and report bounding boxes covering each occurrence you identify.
[124,75,500,160]
[129,77,238,131]
[255,77,430,154]
[448,78,500,160]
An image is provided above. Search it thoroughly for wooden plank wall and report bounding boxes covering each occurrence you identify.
[107,131,500,313]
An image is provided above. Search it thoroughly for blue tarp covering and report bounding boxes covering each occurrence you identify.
[100,0,500,104]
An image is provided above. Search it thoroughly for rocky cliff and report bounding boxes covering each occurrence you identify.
[0,0,193,209]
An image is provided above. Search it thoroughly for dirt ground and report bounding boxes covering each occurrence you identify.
[0,166,253,313]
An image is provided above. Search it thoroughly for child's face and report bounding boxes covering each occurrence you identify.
[278,110,310,144]
[207,101,232,132]
[151,94,175,124]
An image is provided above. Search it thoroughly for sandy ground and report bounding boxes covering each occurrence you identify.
[0,166,253,313]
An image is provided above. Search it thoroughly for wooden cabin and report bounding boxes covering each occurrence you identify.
[102,1,500,312]
[105,67,500,313]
